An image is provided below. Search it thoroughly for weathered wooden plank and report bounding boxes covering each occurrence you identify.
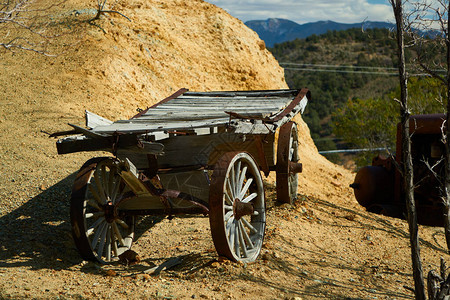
[92,118,230,134]
[172,96,292,102]
[182,89,296,97]
[159,101,289,107]
[68,123,108,138]
[56,135,164,155]
[148,104,285,111]
[85,110,113,128]
[233,122,276,135]
[143,110,282,118]
[130,111,273,121]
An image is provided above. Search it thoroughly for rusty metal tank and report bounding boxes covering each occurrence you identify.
[351,114,446,226]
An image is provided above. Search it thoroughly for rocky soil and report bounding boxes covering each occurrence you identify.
[0,0,448,299]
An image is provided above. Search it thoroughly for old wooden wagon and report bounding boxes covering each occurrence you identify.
[55,88,310,263]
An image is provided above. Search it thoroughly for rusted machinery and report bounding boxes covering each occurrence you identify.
[351,114,446,226]
[54,88,309,263]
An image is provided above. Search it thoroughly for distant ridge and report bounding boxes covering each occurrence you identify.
[245,18,393,47]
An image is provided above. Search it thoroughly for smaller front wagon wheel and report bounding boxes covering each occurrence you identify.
[209,152,266,263]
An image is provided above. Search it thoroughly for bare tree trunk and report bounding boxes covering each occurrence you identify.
[444,1,450,253]
[390,1,425,299]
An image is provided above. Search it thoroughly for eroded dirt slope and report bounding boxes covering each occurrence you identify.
[0,0,447,299]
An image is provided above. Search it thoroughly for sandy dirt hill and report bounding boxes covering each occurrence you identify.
[0,0,448,299]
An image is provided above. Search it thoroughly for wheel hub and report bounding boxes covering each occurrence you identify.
[233,199,254,220]
[103,201,117,223]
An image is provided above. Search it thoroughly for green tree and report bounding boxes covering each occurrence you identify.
[333,97,397,166]
[333,77,447,167]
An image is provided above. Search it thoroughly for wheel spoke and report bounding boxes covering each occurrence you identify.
[225,211,234,223]
[124,233,133,248]
[288,136,294,160]
[225,190,234,205]
[115,185,127,203]
[112,222,125,246]
[234,222,240,257]
[239,177,253,199]
[237,221,248,257]
[87,216,105,236]
[110,176,121,204]
[101,165,108,199]
[229,164,235,198]
[91,221,107,249]
[224,204,233,211]
[229,220,235,251]
[239,220,254,250]
[112,233,119,257]
[237,166,247,196]
[94,166,107,204]
[108,167,116,198]
[234,161,241,196]
[85,211,104,219]
[94,165,106,199]
[242,192,257,204]
[105,226,112,261]
[116,218,130,229]
[97,224,109,257]
[226,176,235,199]
[87,198,101,210]
[242,218,258,234]
[292,141,299,161]
[88,185,103,206]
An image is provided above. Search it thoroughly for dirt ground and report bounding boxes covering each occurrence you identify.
[0,0,449,299]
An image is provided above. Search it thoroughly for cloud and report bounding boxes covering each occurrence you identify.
[205,0,393,24]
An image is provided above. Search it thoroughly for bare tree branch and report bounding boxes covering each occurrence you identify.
[89,0,131,23]
[0,0,77,56]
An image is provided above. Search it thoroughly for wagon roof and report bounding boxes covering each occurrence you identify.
[90,88,310,135]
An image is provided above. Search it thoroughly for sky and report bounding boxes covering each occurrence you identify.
[204,0,395,25]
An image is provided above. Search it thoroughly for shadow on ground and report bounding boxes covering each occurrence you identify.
[0,173,164,271]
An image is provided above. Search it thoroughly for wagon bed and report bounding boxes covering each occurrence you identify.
[91,88,308,135]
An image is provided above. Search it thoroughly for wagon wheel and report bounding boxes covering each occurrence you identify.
[209,152,266,263]
[70,157,135,264]
[276,121,301,204]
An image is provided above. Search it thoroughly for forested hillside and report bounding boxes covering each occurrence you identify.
[270,28,400,157]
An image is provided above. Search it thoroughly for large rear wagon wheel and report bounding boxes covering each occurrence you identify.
[70,157,135,264]
[209,152,266,263]
[276,122,301,204]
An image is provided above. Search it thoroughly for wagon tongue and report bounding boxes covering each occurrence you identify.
[233,199,254,220]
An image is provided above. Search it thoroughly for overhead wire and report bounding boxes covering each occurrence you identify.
[279,62,446,76]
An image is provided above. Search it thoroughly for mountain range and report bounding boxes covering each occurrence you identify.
[244,18,393,47]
